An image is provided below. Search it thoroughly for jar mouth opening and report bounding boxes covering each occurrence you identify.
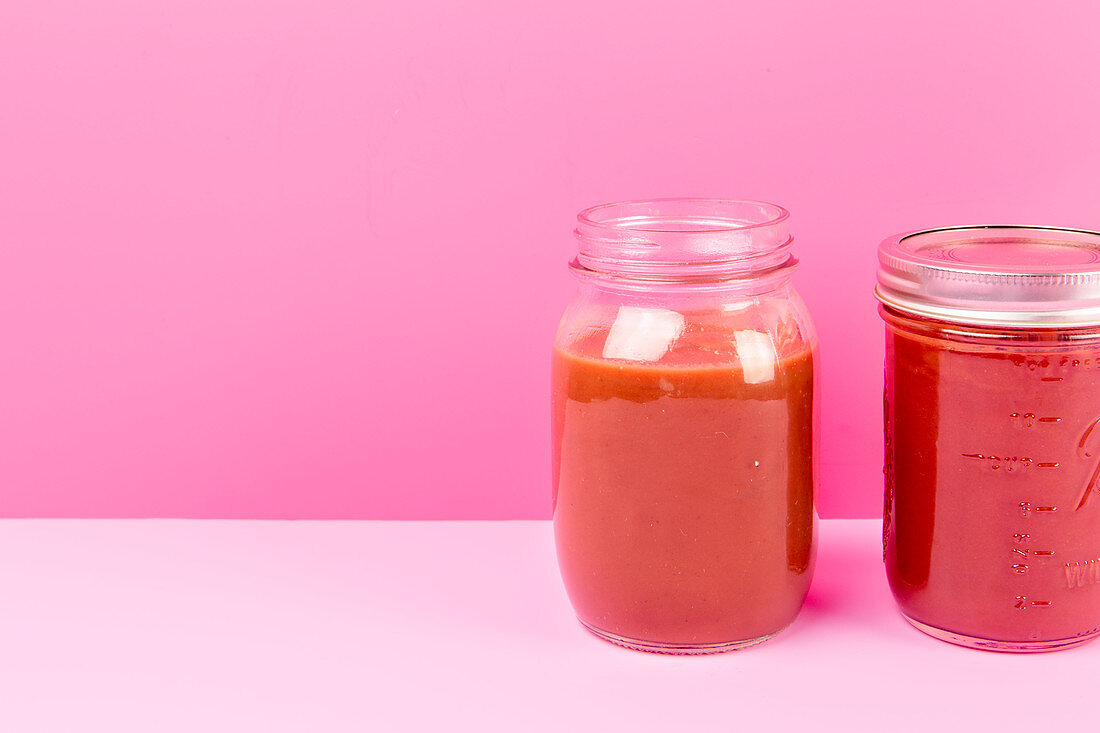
[577,198,789,234]
[574,198,795,280]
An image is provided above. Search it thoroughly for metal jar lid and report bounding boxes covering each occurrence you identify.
[875,225,1100,327]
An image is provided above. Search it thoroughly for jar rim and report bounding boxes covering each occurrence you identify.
[577,198,790,234]
[574,198,795,282]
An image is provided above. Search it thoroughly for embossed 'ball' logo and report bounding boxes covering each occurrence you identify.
[1076,417,1100,511]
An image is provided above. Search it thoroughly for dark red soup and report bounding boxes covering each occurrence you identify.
[884,311,1100,649]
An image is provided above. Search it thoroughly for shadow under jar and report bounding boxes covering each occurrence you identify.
[552,199,818,654]
[877,225,1100,652]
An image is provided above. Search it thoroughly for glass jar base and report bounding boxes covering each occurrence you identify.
[579,619,776,655]
[903,614,1100,653]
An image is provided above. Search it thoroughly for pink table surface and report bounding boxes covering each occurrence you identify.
[0,518,1094,731]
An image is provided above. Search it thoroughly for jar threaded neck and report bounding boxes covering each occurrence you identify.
[573,198,795,284]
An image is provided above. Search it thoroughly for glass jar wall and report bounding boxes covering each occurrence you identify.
[878,226,1100,652]
[553,199,818,653]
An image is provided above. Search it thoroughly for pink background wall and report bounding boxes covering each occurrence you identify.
[2,1,1099,518]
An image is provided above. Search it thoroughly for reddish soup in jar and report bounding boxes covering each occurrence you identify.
[553,199,817,653]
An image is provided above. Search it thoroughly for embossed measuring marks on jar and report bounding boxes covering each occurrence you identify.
[960,371,1069,614]
[962,367,1100,614]
[1012,498,1058,611]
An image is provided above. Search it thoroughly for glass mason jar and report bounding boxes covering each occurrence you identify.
[552,199,818,654]
[877,225,1100,652]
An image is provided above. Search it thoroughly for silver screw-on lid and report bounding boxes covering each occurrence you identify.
[875,225,1100,327]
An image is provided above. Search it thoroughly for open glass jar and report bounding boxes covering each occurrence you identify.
[877,225,1100,652]
[552,199,818,653]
